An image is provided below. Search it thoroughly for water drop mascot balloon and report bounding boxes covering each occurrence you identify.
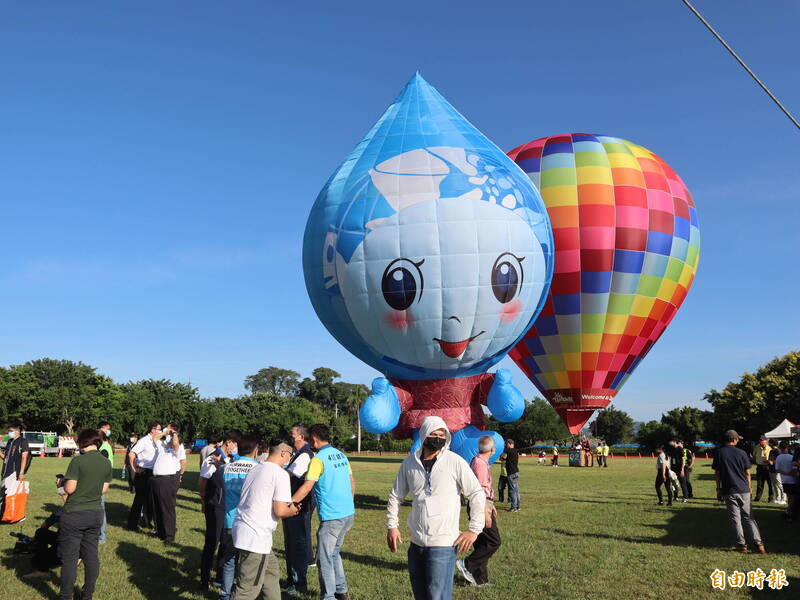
[302,74,554,463]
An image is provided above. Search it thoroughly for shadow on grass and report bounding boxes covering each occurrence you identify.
[354,494,387,511]
[748,575,799,598]
[0,553,57,600]
[550,501,798,555]
[340,550,405,572]
[117,539,202,599]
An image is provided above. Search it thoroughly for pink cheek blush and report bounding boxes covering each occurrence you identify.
[500,299,522,323]
[384,310,411,331]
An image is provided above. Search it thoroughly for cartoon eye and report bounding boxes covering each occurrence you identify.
[491,253,525,304]
[381,258,424,311]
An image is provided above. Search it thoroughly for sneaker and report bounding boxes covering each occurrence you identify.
[657,501,664,506]
[681,498,688,503]
[478,582,495,587]
[334,593,349,600]
[308,562,317,568]
[455,559,478,586]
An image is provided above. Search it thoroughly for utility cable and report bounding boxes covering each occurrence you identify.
[681,0,800,130]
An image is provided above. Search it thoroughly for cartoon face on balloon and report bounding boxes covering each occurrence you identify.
[307,142,553,380]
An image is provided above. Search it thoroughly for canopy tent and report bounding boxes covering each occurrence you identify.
[763,419,796,439]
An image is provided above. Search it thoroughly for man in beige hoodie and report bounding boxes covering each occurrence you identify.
[386,416,485,600]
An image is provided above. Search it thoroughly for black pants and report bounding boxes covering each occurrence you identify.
[33,527,60,571]
[497,476,508,502]
[684,467,694,497]
[200,505,224,585]
[58,509,103,600]
[127,469,154,529]
[674,471,689,499]
[655,472,673,504]
[464,514,501,584]
[755,465,773,501]
[125,462,135,493]
[151,473,179,541]
[283,508,313,590]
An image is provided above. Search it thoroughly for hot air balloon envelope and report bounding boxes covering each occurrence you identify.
[508,134,700,433]
[302,75,554,462]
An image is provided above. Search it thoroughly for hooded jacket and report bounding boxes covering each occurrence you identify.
[386,416,485,547]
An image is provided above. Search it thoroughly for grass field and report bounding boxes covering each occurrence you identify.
[1,455,797,599]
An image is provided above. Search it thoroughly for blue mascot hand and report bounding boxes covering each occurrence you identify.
[359,377,401,434]
[486,368,525,423]
[450,426,505,465]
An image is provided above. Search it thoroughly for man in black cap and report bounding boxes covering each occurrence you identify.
[753,435,774,503]
[712,430,766,554]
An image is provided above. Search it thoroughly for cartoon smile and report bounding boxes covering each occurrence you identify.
[433,331,485,358]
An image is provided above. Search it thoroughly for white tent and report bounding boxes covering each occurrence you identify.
[763,419,796,439]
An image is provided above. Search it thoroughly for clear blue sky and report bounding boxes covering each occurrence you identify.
[1,1,797,422]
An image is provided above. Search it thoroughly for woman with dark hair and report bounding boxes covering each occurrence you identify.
[655,444,673,506]
[58,428,112,600]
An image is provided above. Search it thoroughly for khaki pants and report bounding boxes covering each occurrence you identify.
[232,550,280,600]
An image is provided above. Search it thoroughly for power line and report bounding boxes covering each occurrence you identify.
[681,0,800,130]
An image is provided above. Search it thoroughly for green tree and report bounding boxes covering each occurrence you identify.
[299,367,342,411]
[704,351,800,442]
[244,367,301,396]
[635,420,674,453]
[660,406,712,446]
[591,406,634,446]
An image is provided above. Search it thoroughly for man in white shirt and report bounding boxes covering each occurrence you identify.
[126,422,162,531]
[282,423,315,595]
[231,438,299,600]
[151,424,187,543]
[386,416,485,600]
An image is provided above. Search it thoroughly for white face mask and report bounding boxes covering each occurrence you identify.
[57,487,66,496]
[165,435,172,443]
[105,430,111,437]
[8,430,17,438]
[130,437,136,443]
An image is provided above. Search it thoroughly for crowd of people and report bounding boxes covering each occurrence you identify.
[9,416,800,599]
[5,416,517,600]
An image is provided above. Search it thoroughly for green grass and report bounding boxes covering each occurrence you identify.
[1,456,798,599]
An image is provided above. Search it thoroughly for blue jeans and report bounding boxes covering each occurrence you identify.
[283,508,312,590]
[317,515,354,600]
[508,473,520,509]
[99,494,107,542]
[408,543,456,600]
[219,528,237,600]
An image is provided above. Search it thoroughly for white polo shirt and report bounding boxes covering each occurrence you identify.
[232,462,291,554]
[152,442,186,476]
[130,434,159,469]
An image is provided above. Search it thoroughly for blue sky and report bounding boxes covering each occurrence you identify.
[1,1,797,422]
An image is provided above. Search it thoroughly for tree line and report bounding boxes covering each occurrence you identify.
[1,351,797,452]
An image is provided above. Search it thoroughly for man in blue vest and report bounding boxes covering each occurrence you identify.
[292,424,355,600]
[218,433,260,600]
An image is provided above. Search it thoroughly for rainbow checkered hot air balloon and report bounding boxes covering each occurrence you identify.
[507,134,700,433]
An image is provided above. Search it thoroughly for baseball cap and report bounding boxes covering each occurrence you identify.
[725,430,742,442]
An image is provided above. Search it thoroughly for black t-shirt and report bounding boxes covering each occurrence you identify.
[669,446,684,471]
[505,448,519,475]
[712,445,752,495]
[2,436,30,478]
[421,457,436,473]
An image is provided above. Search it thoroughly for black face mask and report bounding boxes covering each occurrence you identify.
[423,436,446,451]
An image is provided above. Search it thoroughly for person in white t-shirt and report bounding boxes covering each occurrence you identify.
[231,438,299,600]
[150,424,187,543]
[775,441,797,519]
